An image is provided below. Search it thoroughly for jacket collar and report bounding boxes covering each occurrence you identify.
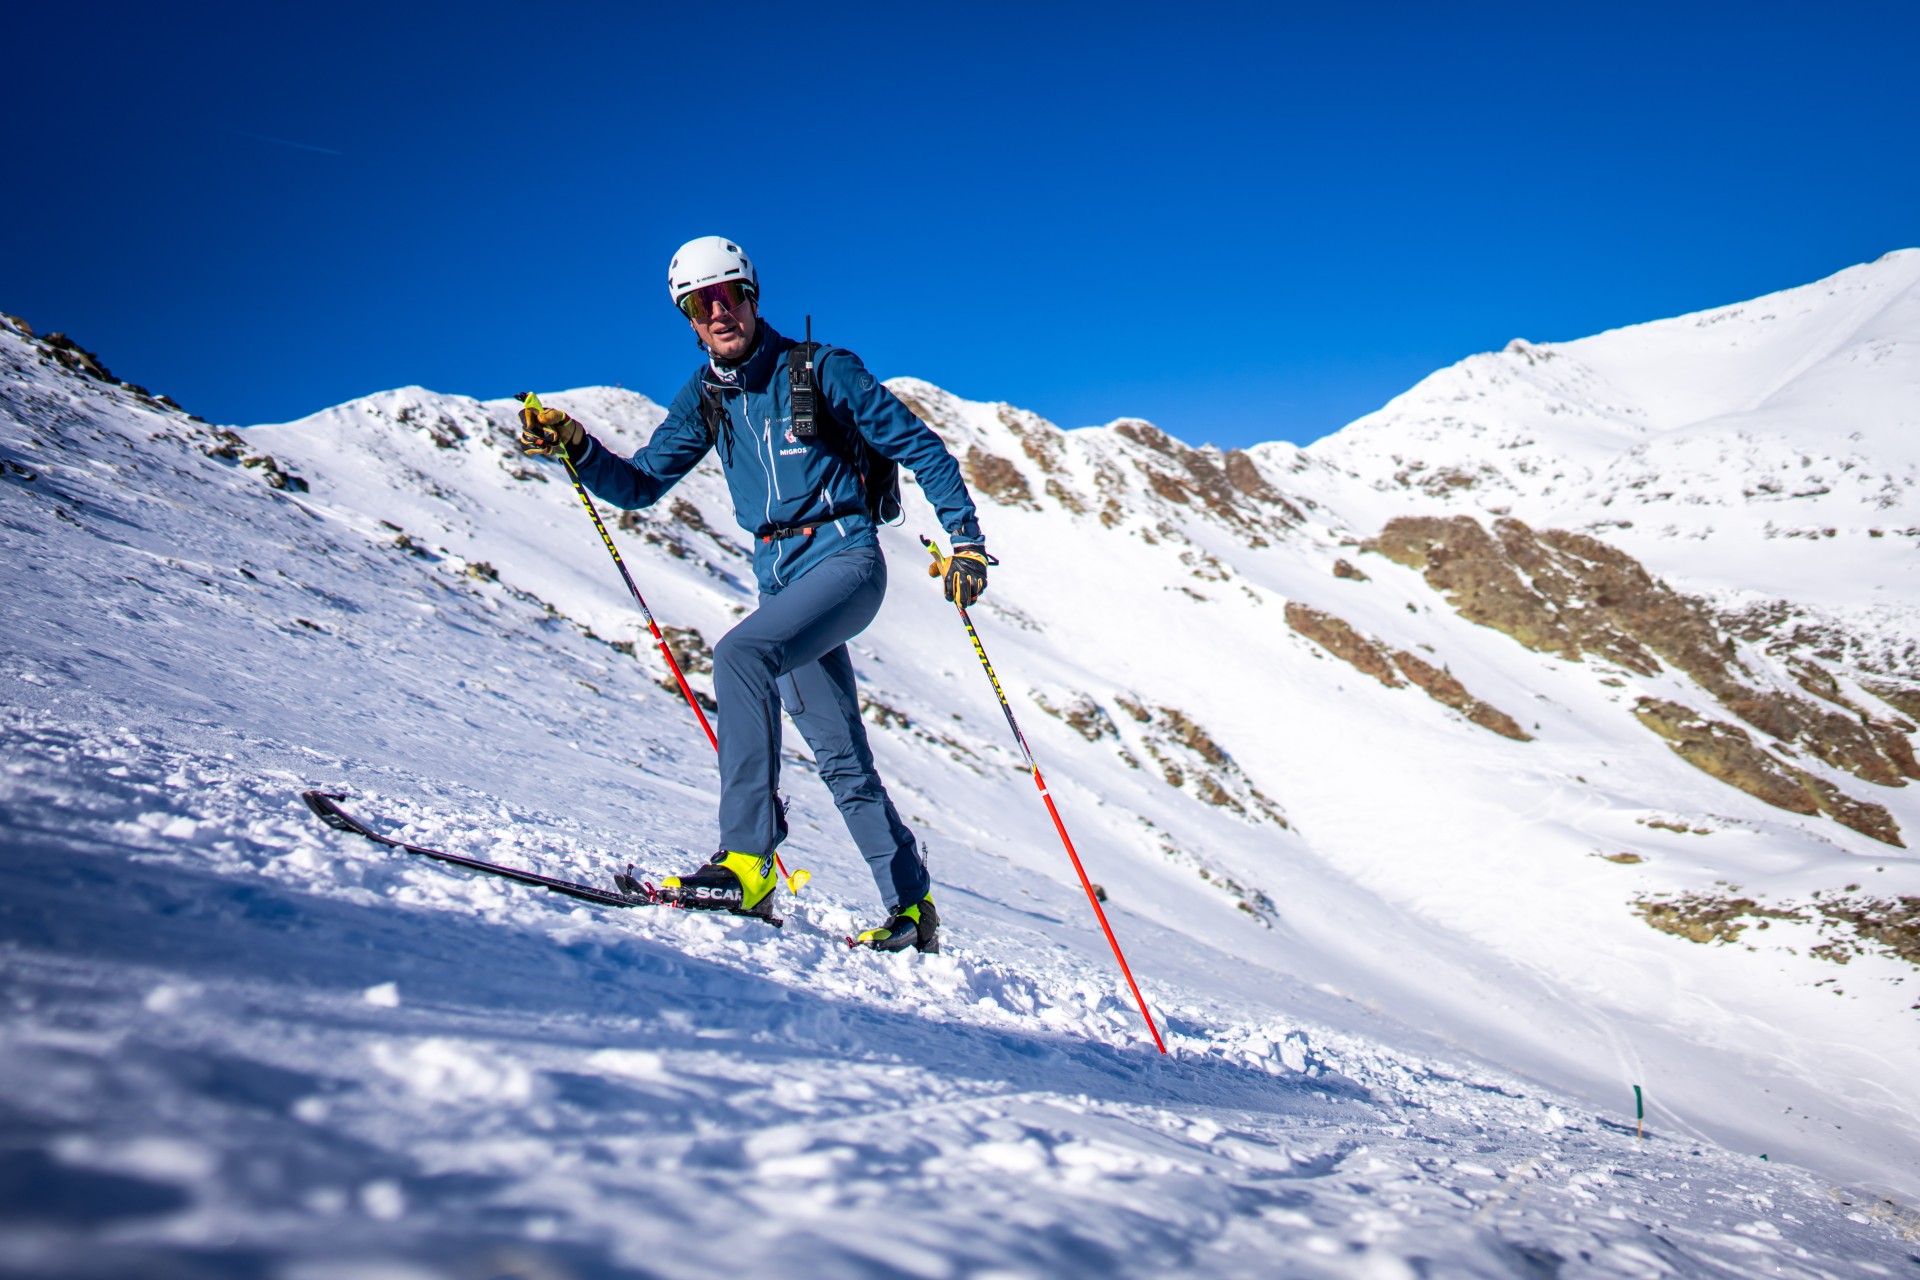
[703,322,788,394]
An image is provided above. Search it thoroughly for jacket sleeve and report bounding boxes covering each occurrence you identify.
[568,375,713,510]
[818,348,984,546]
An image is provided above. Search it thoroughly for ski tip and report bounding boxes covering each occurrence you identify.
[786,867,812,894]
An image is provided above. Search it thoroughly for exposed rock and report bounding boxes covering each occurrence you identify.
[1223,450,1305,524]
[997,405,1067,475]
[1031,691,1120,743]
[1113,420,1175,454]
[659,625,712,675]
[1368,515,1916,789]
[616,501,745,567]
[1797,773,1904,847]
[1631,887,1920,971]
[395,403,467,449]
[964,445,1039,510]
[240,452,308,492]
[1725,600,1920,680]
[199,429,308,492]
[1632,891,1804,945]
[1104,421,1303,542]
[24,323,195,416]
[1285,603,1403,688]
[859,692,912,731]
[1157,706,1230,767]
[1633,697,1817,815]
[1791,659,1849,709]
[1097,695,1289,825]
[617,509,689,559]
[1816,896,1920,967]
[1331,558,1369,581]
[1390,649,1532,741]
[40,332,117,384]
[1366,515,1668,671]
[1633,698,1902,845]
[1284,602,1530,740]
[1862,677,1920,725]
[1044,478,1087,515]
[1131,816,1278,925]
[669,498,746,559]
[857,693,991,774]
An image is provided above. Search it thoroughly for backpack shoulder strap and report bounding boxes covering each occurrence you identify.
[693,378,731,464]
[785,340,903,525]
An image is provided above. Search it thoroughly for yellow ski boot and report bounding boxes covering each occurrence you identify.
[660,851,778,919]
[850,896,939,953]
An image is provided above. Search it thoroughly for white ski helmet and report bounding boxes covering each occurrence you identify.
[667,236,757,309]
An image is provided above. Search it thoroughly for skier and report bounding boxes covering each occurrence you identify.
[517,236,988,952]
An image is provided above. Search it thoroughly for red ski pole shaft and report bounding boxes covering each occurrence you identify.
[924,537,1167,1054]
[557,452,718,755]
[517,394,795,887]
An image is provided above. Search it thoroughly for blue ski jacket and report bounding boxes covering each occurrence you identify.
[570,322,983,594]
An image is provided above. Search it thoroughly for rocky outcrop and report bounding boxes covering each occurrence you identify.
[1391,649,1531,741]
[1631,887,1920,971]
[1725,601,1920,685]
[1283,603,1403,688]
[1112,421,1306,540]
[1632,891,1803,945]
[1033,689,1288,826]
[1284,602,1531,741]
[1367,515,1918,789]
[4,313,200,420]
[1331,558,1369,581]
[963,445,1040,510]
[200,428,308,492]
[1862,677,1920,725]
[1633,699,1902,846]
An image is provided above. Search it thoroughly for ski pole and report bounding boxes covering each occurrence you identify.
[924,536,1166,1054]
[516,393,808,894]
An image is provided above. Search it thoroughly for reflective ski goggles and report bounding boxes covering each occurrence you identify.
[677,280,755,322]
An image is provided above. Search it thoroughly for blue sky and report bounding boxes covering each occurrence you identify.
[8,1,1915,450]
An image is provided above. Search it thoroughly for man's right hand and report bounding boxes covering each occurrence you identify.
[515,396,585,459]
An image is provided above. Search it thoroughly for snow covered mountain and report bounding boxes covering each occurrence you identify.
[4,253,1919,1278]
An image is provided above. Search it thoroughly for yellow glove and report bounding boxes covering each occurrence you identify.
[926,542,990,608]
[514,393,585,459]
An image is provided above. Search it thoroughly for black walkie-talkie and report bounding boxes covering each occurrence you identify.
[790,314,818,441]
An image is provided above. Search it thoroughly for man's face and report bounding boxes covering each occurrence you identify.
[683,284,758,361]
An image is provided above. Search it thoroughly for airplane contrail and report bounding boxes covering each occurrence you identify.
[229,129,343,156]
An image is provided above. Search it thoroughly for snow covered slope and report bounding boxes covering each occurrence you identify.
[5,264,1920,1279]
[1300,249,1920,617]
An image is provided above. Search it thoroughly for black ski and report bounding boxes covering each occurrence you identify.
[298,791,782,926]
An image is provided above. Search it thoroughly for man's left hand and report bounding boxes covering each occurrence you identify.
[944,545,990,608]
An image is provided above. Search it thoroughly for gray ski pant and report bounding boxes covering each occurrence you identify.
[712,540,928,910]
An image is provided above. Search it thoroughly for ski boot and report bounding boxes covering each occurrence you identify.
[658,851,779,921]
[850,896,939,953]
